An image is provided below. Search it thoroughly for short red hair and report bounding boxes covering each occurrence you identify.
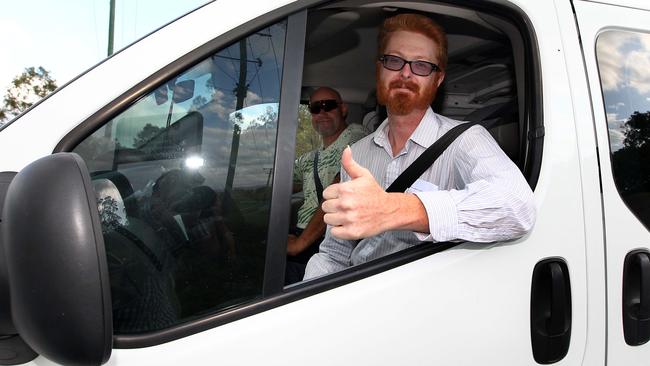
[378,14,448,70]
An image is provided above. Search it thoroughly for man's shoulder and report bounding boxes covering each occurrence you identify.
[347,123,369,138]
[435,113,465,133]
[436,113,491,140]
[349,129,376,152]
[337,123,369,145]
[297,148,317,160]
[295,149,317,168]
[434,113,505,159]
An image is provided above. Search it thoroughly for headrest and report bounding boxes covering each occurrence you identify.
[92,178,128,230]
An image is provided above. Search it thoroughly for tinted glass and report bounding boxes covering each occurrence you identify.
[596,30,650,228]
[73,21,287,334]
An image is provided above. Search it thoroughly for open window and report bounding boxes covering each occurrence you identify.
[299,1,538,175]
[288,1,540,283]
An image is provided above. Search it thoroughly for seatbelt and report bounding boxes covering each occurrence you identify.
[313,150,324,203]
[386,121,481,193]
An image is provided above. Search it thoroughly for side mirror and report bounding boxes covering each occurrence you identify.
[2,153,112,365]
[0,171,38,365]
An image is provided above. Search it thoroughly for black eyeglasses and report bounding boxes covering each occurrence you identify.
[378,54,441,76]
[309,99,339,114]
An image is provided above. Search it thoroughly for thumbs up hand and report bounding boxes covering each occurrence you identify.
[322,147,397,240]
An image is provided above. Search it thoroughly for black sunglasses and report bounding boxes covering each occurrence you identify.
[309,99,339,114]
[378,54,441,76]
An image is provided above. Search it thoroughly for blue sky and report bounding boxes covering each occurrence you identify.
[0,0,209,91]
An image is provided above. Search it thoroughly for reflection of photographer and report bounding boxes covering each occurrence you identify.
[146,168,236,260]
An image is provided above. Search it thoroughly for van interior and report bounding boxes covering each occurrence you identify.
[298,1,535,173]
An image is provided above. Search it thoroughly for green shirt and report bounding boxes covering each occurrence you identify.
[293,123,367,228]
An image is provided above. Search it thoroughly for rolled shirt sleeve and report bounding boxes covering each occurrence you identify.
[412,125,535,242]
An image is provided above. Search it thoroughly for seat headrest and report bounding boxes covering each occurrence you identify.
[92,178,128,229]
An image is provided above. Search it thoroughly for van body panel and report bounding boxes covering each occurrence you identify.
[575,1,650,364]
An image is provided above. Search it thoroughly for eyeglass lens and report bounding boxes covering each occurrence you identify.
[381,55,439,76]
[309,99,338,114]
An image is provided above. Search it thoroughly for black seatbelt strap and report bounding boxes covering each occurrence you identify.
[313,150,324,203]
[386,121,481,193]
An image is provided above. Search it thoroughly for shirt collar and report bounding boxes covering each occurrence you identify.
[372,107,441,150]
[409,107,441,148]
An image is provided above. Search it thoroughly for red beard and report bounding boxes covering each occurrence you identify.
[377,73,437,116]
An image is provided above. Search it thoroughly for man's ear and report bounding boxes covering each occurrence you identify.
[340,102,349,119]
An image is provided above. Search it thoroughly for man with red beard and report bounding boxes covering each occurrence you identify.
[303,14,535,279]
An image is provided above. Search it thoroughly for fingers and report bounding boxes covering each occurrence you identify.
[323,212,359,240]
[322,183,339,201]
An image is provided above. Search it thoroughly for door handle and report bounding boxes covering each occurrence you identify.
[546,262,568,336]
[623,249,650,346]
[531,258,571,364]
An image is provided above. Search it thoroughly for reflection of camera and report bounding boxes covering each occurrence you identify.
[152,169,206,212]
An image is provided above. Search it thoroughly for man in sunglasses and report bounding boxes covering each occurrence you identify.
[304,14,535,279]
[286,86,367,284]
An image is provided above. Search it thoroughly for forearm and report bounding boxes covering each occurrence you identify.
[381,192,429,233]
[288,207,326,256]
[300,207,327,245]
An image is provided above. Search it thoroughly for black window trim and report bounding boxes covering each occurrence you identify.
[50,0,541,349]
[262,11,308,295]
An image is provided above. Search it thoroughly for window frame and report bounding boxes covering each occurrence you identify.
[53,0,542,349]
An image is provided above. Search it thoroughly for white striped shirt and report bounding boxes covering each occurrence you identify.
[304,107,536,279]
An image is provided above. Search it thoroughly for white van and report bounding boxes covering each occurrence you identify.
[1,0,649,365]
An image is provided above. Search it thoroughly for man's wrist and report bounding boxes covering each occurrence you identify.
[380,192,403,232]
[383,193,427,232]
[295,235,310,250]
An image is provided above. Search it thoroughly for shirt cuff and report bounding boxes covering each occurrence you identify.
[411,190,458,242]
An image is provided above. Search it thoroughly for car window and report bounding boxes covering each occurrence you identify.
[73,20,287,334]
[596,30,650,229]
[291,4,534,283]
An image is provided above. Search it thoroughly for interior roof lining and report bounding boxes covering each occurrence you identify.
[319,0,503,33]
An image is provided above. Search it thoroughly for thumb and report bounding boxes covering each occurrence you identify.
[341,146,370,179]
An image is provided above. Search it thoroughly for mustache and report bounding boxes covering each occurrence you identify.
[388,80,419,93]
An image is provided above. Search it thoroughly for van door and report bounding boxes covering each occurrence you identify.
[94,0,597,365]
[574,1,650,364]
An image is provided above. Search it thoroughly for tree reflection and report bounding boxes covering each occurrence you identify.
[611,110,650,227]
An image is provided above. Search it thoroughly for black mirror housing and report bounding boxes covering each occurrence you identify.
[2,153,112,365]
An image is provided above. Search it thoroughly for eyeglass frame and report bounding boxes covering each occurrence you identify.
[308,99,339,114]
[378,54,441,76]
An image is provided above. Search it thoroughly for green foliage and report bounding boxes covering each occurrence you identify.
[294,104,321,158]
[0,66,57,123]
[623,110,650,149]
[133,123,165,148]
[612,110,650,193]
